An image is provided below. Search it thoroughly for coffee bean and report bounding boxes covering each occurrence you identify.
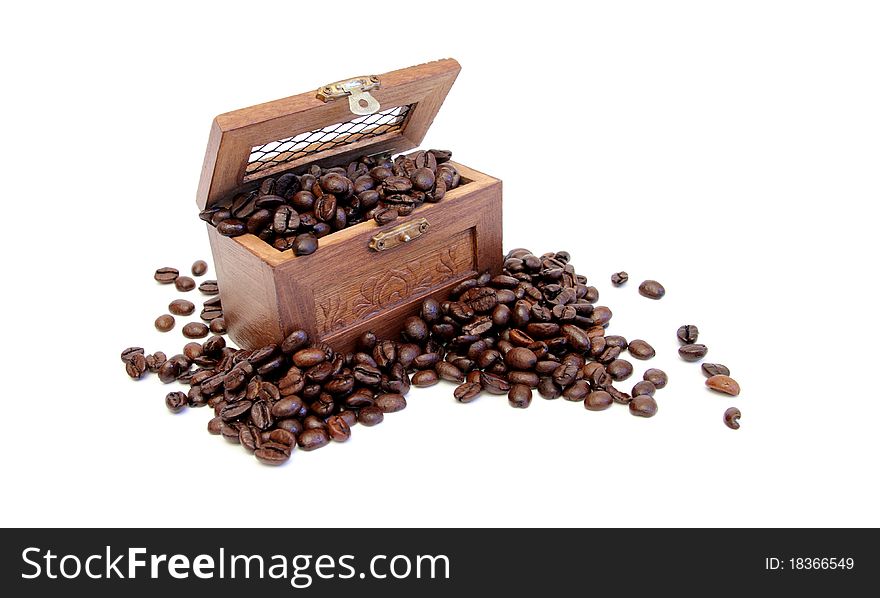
[376,393,407,413]
[207,416,223,435]
[182,322,209,339]
[454,382,482,403]
[723,407,741,430]
[706,374,740,396]
[610,271,628,286]
[537,377,562,400]
[562,380,590,401]
[631,380,656,397]
[606,359,634,381]
[629,395,658,417]
[402,316,429,342]
[679,344,708,362]
[677,324,699,344]
[627,339,655,360]
[281,329,310,354]
[145,352,167,372]
[508,384,532,408]
[168,299,195,316]
[643,368,668,389]
[638,279,665,299]
[191,260,208,276]
[374,207,399,225]
[209,318,226,334]
[701,363,730,377]
[436,361,465,383]
[125,353,147,379]
[183,342,203,361]
[120,347,144,362]
[254,446,290,465]
[358,406,384,426]
[326,415,351,442]
[584,390,613,411]
[293,233,318,256]
[199,280,219,295]
[505,347,537,370]
[154,267,179,284]
[175,276,196,292]
[154,314,175,332]
[217,219,247,237]
[480,371,511,394]
[295,428,328,451]
[165,391,187,413]
[606,386,632,405]
[412,370,439,387]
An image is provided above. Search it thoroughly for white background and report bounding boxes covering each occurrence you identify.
[1,1,878,528]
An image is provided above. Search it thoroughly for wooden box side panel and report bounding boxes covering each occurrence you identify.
[207,226,284,349]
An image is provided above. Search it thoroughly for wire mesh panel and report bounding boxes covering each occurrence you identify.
[245,104,414,177]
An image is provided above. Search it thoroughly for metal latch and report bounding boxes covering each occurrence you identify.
[317,76,381,116]
[369,218,429,251]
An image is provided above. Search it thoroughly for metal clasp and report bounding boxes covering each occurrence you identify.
[317,75,381,115]
[369,218,430,252]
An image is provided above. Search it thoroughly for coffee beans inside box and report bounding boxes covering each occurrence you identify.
[197,59,502,353]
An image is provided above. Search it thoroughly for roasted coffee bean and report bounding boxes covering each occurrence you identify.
[561,324,590,352]
[174,276,196,292]
[281,329,310,354]
[199,280,219,295]
[598,346,622,363]
[292,347,326,368]
[606,359,634,381]
[677,324,699,345]
[584,390,613,411]
[638,279,665,299]
[358,406,384,426]
[436,361,465,383]
[537,376,562,400]
[706,374,740,396]
[376,393,407,413]
[508,384,532,408]
[679,344,708,362]
[326,415,351,442]
[145,352,166,372]
[209,318,227,334]
[254,446,290,465]
[701,363,730,377]
[217,219,247,237]
[154,267,179,284]
[454,382,482,403]
[562,380,590,401]
[610,271,628,286]
[723,407,741,430]
[169,299,195,316]
[183,342,203,361]
[606,386,632,405]
[508,370,539,388]
[293,233,318,256]
[120,347,144,362]
[374,207,399,225]
[412,369,439,387]
[165,391,187,413]
[183,322,209,339]
[271,396,304,418]
[191,260,208,276]
[631,380,656,397]
[207,416,223,435]
[604,336,628,350]
[154,314,175,332]
[643,368,668,389]
[628,339,656,360]
[480,371,510,394]
[552,362,579,388]
[505,347,537,370]
[629,395,658,417]
[125,353,147,379]
[402,316,429,342]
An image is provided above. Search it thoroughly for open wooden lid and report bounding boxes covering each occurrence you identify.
[197,58,461,209]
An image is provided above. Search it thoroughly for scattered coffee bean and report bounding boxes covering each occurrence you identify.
[154,267,179,284]
[297,428,330,451]
[358,406,384,426]
[182,322,209,339]
[631,380,656,397]
[677,324,699,344]
[199,280,219,295]
[643,368,668,389]
[175,276,196,292]
[209,318,226,335]
[584,390,613,411]
[120,347,144,362]
[606,359,633,381]
[454,382,482,403]
[723,407,741,430]
[165,391,187,413]
[706,374,740,396]
[508,384,532,408]
[412,370,439,387]
[125,353,147,379]
[628,339,655,360]
[638,280,665,299]
[629,395,658,417]
[191,260,208,276]
[679,344,708,362]
[611,271,628,286]
[701,363,730,377]
[155,314,175,332]
[169,299,195,316]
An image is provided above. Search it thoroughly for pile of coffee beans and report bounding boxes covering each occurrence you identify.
[395,249,664,417]
[198,149,463,256]
[676,324,742,429]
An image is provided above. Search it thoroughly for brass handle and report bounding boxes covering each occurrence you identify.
[370,218,429,251]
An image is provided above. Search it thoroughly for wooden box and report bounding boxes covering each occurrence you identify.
[197,59,502,352]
